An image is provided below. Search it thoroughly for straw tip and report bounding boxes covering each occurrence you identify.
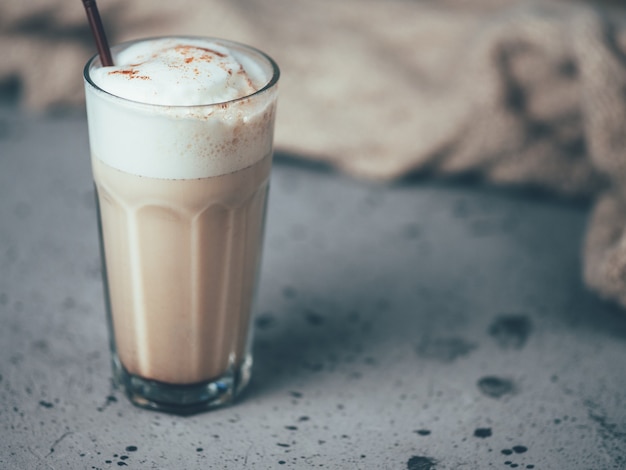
[82,0,114,67]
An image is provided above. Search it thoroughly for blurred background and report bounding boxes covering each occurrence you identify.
[1,0,624,109]
[1,0,626,190]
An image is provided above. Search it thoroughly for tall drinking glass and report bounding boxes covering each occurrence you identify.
[83,37,279,414]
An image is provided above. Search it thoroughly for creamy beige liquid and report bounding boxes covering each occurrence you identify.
[93,154,271,385]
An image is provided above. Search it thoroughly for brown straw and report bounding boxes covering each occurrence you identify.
[81,0,114,66]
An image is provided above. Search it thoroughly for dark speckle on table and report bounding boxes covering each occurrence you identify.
[474,427,492,438]
[477,376,515,398]
[96,394,118,412]
[407,455,437,470]
[255,312,277,330]
[488,315,533,349]
[304,310,325,326]
[416,337,477,362]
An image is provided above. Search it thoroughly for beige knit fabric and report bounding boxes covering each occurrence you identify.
[2,0,626,307]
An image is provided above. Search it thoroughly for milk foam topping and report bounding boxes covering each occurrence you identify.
[85,37,278,179]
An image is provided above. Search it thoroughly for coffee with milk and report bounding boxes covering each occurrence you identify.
[84,37,279,413]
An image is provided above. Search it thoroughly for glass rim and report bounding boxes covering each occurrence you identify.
[83,35,280,110]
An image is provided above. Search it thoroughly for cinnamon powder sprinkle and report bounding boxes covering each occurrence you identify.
[106,44,231,81]
[188,45,227,58]
[109,69,139,76]
[174,44,227,62]
[108,69,150,80]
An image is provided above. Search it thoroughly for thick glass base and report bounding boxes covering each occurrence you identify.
[111,353,252,415]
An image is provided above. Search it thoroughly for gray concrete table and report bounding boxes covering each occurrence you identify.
[1,111,625,469]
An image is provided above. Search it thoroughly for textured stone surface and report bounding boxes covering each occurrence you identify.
[1,112,625,469]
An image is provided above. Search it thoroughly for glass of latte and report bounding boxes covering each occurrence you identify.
[84,37,279,414]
